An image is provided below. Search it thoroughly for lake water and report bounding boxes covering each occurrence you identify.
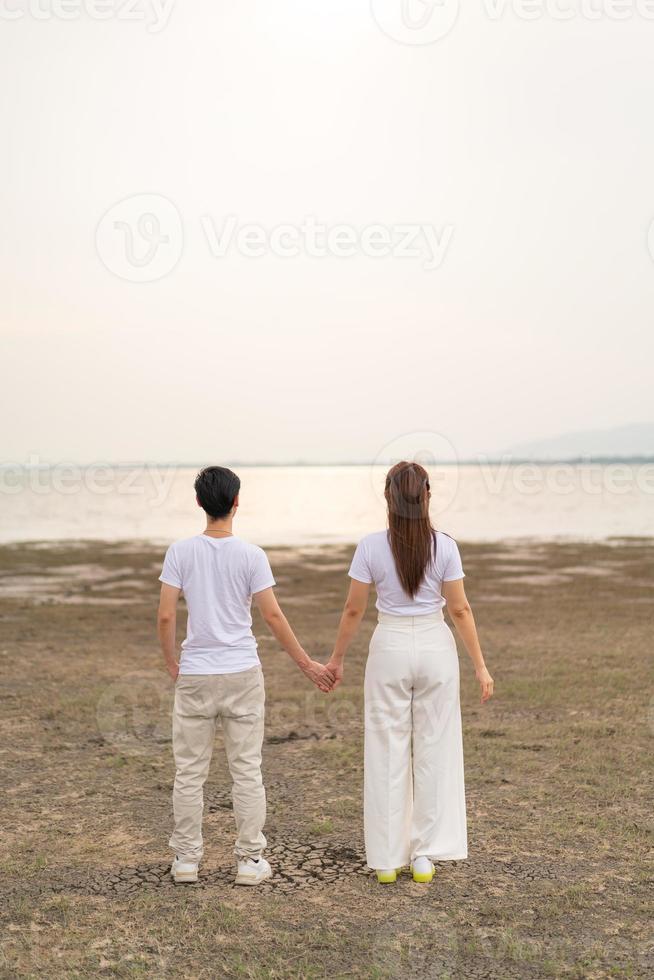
[1,463,652,545]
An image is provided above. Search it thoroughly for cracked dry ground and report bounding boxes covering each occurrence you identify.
[0,539,652,978]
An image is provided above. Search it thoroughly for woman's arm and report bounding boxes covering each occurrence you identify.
[441,579,494,703]
[325,579,371,689]
[253,587,333,693]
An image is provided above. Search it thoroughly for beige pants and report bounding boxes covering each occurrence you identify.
[169,665,266,863]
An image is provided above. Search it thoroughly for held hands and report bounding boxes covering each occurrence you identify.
[476,665,494,703]
[299,653,344,693]
[303,657,344,693]
[300,657,336,693]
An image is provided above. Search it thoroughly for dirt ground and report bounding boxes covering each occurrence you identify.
[0,537,652,979]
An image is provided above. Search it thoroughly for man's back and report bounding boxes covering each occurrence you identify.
[159,534,275,673]
[158,464,332,886]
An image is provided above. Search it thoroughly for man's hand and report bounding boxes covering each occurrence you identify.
[325,659,344,690]
[300,658,334,693]
[166,659,179,682]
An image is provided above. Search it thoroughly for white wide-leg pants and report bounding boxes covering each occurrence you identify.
[363,611,467,870]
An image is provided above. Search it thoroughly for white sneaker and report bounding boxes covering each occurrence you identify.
[170,856,199,884]
[235,856,272,886]
[411,856,435,883]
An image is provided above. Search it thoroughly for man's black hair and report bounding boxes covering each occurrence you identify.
[194,466,241,520]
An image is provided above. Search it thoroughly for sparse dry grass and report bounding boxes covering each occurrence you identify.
[0,538,652,978]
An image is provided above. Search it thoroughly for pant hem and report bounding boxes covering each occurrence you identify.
[169,842,203,863]
[234,848,265,860]
[366,853,467,869]
[366,859,410,870]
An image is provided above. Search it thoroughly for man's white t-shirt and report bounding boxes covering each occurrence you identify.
[159,535,276,675]
[348,530,465,616]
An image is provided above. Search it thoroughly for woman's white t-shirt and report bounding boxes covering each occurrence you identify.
[159,534,276,674]
[348,530,464,616]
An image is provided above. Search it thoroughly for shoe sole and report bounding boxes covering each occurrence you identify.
[172,872,198,884]
[234,869,272,886]
[376,872,397,884]
[410,865,435,884]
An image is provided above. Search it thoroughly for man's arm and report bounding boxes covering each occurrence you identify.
[253,587,333,693]
[158,583,181,680]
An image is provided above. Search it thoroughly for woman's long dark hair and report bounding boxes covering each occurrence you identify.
[385,461,435,598]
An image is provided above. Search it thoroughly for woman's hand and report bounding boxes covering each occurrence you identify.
[166,658,180,682]
[476,666,494,703]
[325,659,344,690]
[300,658,334,693]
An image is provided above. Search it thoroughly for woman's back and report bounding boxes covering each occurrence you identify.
[348,529,465,617]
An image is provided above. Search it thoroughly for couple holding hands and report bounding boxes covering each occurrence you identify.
[157,464,493,887]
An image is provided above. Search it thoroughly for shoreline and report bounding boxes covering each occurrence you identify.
[1,532,653,548]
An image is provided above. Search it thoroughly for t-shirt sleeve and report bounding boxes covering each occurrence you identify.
[442,538,465,581]
[250,548,276,595]
[348,539,373,584]
[159,544,183,589]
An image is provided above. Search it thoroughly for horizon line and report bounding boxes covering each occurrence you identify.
[2,455,654,469]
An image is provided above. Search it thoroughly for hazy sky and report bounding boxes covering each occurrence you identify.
[2,1,653,464]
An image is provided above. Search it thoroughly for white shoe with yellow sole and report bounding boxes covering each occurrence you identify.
[411,857,435,883]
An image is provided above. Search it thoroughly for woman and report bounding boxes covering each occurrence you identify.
[325,461,494,884]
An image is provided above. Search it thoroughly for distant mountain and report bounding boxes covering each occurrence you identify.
[497,423,654,460]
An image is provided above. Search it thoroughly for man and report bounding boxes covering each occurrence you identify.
[158,465,333,886]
